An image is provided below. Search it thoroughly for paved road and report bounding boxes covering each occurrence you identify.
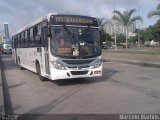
[1,55,160,114]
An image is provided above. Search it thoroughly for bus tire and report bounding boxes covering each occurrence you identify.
[18,57,24,70]
[36,63,46,81]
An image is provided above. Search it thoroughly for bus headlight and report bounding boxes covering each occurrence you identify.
[51,61,66,70]
[93,59,102,68]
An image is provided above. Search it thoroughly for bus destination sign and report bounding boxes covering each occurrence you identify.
[50,15,98,27]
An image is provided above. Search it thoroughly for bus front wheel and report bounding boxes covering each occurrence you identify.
[36,63,46,81]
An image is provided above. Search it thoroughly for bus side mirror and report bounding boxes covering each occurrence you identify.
[99,30,103,48]
[46,28,52,38]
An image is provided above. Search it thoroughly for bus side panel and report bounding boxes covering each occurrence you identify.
[17,48,35,73]
[12,48,17,64]
[40,47,48,76]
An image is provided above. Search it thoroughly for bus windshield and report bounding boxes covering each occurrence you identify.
[50,26,100,58]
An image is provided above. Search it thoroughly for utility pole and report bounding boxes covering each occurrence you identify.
[114,22,117,51]
[138,0,141,48]
[113,1,117,51]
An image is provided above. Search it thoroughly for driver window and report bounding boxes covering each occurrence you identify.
[51,27,64,48]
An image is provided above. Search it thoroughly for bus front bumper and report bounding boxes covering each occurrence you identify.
[49,66,102,80]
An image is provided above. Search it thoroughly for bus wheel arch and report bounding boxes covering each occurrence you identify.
[18,56,24,70]
[35,60,40,74]
[36,60,46,81]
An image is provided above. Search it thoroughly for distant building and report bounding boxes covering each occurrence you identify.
[4,23,10,39]
[103,20,136,37]
[0,35,4,44]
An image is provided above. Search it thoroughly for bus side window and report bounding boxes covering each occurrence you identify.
[30,28,34,47]
[41,27,48,47]
[18,34,21,47]
[21,32,25,47]
[24,30,28,47]
[16,35,18,48]
[34,25,41,47]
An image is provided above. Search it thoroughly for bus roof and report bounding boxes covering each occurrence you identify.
[12,13,57,36]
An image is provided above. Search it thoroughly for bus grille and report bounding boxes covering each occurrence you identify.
[70,71,88,75]
[68,65,90,69]
[62,59,95,65]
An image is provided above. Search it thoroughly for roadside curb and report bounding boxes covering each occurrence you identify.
[102,58,160,68]
[0,54,4,114]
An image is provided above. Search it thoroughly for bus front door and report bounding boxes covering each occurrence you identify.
[42,27,50,75]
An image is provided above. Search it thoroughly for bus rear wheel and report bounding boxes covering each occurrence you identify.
[36,63,46,81]
[18,57,24,70]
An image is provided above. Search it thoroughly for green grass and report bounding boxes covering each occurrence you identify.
[103,49,160,55]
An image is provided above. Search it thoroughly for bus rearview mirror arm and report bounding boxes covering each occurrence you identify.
[47,28,52,38]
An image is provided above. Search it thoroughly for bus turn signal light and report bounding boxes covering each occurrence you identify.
[94,71,101,74]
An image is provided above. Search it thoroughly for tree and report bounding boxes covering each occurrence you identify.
[112,9,143,48]
[135,20,160,47]
[116,34,126,44]
[147,3,160,47]
[152,20,160,47]
[97,18,105,30]
[97,18,112,44]
[148,3,160,18]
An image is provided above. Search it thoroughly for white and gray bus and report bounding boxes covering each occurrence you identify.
[12,13,102,80]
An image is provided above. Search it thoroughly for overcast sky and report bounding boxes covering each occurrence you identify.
[0,0,160,36]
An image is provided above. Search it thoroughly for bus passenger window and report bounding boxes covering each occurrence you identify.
[21,32,25,47]
[30,28,34,46]
[34,25,41,46]
[24,31,28,47]
[18,34,21,47]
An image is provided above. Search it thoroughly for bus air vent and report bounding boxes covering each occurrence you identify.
[70,71,88,75]
[62,59,95,65]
